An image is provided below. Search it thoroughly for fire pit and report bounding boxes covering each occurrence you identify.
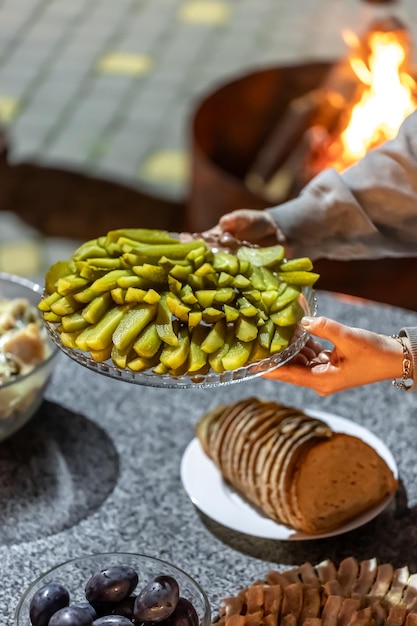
[186,17,417,311]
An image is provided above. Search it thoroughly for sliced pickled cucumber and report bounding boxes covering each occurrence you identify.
[112,304,157,352]
[217,272,234,287]
[269,285,301,312]
[82,293,112,324]
[156,293,179,346]
[60,330,81,349]
[180,284,198,305]
[91,269,133,292]
[61,311,90,333]
[212,251,239,275]
[277,270,320,286]
[111,343,133,369]
[237,244,285,268]
[279,257,313,272]
[111,287,126,304]
[223,304,240,323]
[201,319,227,354]
[235,316,258,342]
[258,319,274,350]
[38,291,61,312]
[221,338,253,370]
[249,339,270,363]
[133,322,161,358]
[73,287,101,304]
[45,260,72,294]
[56,274,89,295]
[133,263,168,285]
[166,292,191,321]
[128,353,160,372]
[42,311,62,323]
[51,295,82,317]
[72,239,109,261]
[208,327,235,373]
[160,327,190,370]
[143,289,161,304]
[202,307,225,324]
[237,297,259,317]
[125,287,147,304]
[188,310,203,329]
[105,228,178,246]
[90,345,112,362]
[270,300,305,326]
[270,325,294,353]
[86,306,128,351]
[188,325,209,372]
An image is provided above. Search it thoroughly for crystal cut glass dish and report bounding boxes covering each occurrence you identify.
[15,552,211,626]
[43,287,317,389]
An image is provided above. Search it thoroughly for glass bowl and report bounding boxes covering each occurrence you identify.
[14,551,212,626]
[43,286,317,389]
[0,272,59,440]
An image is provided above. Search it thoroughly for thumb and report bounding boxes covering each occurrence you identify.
[301,316,346,343]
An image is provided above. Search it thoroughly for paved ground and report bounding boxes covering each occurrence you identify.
[0,0,417,278]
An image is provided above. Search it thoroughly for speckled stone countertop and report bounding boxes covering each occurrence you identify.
[3,290,417,624]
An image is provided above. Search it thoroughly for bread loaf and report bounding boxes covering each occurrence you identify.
[196,398,397,534]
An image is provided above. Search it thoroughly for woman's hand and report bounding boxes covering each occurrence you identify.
[264,316,408,396]
[203,209,285,246]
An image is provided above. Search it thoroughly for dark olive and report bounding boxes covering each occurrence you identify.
[134,575,180,622]
[164,597,199,626]
[92,616,134,626]
[111,595,136,619]
[29,582,70,626]
[48,605,93,626]
[85,565,139,604]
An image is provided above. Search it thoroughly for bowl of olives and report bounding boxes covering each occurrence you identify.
[15,552,211,626]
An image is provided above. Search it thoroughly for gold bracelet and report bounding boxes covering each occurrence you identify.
[392,334,412,390]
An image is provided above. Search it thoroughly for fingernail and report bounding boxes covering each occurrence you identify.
[301,316,314,328]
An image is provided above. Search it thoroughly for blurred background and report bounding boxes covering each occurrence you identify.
[1,0,417,308]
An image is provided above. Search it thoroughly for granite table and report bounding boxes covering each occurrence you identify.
[2,290,417,624]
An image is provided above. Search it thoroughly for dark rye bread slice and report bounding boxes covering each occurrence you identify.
[223,400,271,490]
[258,414,313,524]
[214,398,259,480]
[195,404,226,456]
[230,401,279,495]
[275,420,333,529]
[290,433,398,534]
[246,407,301,519]
[232,411,284,513]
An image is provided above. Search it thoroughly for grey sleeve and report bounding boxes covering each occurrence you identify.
[399,327,417,392]
[267,109,417,260]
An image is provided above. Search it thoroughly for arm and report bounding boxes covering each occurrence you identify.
[213,109,417,261]
[263,316,417,395]
[268,108,417,260]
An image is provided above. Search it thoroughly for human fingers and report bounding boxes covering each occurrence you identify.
[218,209,280,242]
[300,315,350,345]
[264,360,338,396]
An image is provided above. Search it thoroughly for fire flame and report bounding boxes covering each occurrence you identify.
[327,26,417,171]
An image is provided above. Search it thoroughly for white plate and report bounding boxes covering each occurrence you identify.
[180,410,398,540]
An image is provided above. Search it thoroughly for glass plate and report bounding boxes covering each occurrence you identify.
[180,410,398,539]
[43,287,317,389]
